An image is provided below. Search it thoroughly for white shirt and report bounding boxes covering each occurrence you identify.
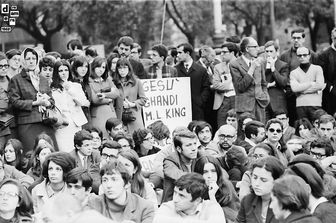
[310,197,328,214]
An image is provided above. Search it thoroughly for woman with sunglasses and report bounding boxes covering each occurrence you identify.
[0,179,33,223]
[264,118,294,166]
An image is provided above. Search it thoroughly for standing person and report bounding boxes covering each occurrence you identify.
[116,36,147,79]
[213,42,237,129]
[89,57,120,137]
[0,53,11,150]
[263,41,289,120]
[147,44,178,79]
[318,27,336,116]
[230,37,270,124]
[270,175,322,223]
[175,43,210,121]
[5,49,21,79]
[71,55,92,126]
[38,56,55,86]
[51,59,90,152]
[290,46,325,122]
[114,58,147,134]
[236,157,285,223]
[8,47,57,153]
[280,28,318,126]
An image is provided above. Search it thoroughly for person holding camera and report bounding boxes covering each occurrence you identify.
[89,57,120,138]
[213,42,238,128]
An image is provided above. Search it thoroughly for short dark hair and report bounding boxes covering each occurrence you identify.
[173,129,197,150]
[85,127,103,140]
[105,118,122,132]
[5,49,21,59]
[114,132,135,149]
[42,152,76,183]
[245,121,264,139]
[66,167,93,191]
[252,156,285,180]
[286,163,324,198]
[265,118,283,131]
[291,28,305,38]
[101,141,122,154]
[221,42,239,56]
[67,39,83,50]
[117,36,134,47]
[85,46,98,57]
[177,43,193,56]
[226,109,237,119]
[39,56,55,70]
[147,120,170,141]
[152,44,168,61]
[294,118,313,136]
[310,138,334,157]
[133,128,152,147]
[252,143,276,157]
[226,35,241,44]
[100,160,131,185]
[312,109,327,122]
[74,130,93,147]
[194,121,212,137]
[264,40,279,51]
[318,114,336,128]
[175,173,208,201]
[288,153,325,178]
[272,175,310,212]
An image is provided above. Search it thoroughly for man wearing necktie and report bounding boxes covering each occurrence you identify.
[69,129,101,194]
[175,43,211,121]
[230,37,270,124]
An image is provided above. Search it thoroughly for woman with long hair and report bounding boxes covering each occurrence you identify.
[114,58,147,134]
[132,128,160,157]
[50,59,89,152]
[194,156,240,223]
[117,149,158,208]
[89,57,120,137]
[0,179,33,222]
[3,139,24,171]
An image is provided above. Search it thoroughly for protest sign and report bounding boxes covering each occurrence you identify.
[141,77,192,131]
[139,154,157,172]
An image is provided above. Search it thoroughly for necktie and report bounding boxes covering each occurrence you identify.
[83,157,88,169]
[185,64,189,72]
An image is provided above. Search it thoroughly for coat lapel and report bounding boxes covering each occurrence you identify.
[237,57,249,72]
[252,195,263,223]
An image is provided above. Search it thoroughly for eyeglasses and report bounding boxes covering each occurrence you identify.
[221,50,230,54]
[101,153,117,159]
[292,37,302,40]
[247,45,258,48]
[218,134,235,140]
[0,191,18,198]
[144,136,154,141]
[310,151,326,159]
[265,50,275,53]
[268,128,282,133]
[297,54,309,58]
[253,154,265,159]
[0,65,9,69]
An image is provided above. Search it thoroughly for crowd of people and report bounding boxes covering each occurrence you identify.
[0,27,335,223]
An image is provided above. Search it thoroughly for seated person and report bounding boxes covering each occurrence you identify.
[99,141,122,168]
[147,120,171,149]
[310,138,334,162]
[105,117,125,142]
[236,120,265,153]
[88,160,155,223]
[154,173,225,223]
[194,121,213,153]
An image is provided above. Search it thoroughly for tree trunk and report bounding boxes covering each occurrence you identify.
[43,35,53,52]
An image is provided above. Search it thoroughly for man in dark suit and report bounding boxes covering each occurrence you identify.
[175,43,210,121]
[264,40,289,121]
[116,36,147,79]
[69,129,101,194]
[230,37,270,124]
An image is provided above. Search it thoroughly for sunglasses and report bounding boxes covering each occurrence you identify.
[268,128,282,133]
[0,65,9,69]
[297,54,309,58]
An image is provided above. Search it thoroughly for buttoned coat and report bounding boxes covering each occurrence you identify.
[8,70,53,125]
[265,59,289,112]
[175,61,210,120]
[230,57,269,113]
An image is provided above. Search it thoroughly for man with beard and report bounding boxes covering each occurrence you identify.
[116,36,147,79]
[206,124,237,156]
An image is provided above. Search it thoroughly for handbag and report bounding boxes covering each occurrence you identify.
[42,106,69,128]
[122,108,136,123]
